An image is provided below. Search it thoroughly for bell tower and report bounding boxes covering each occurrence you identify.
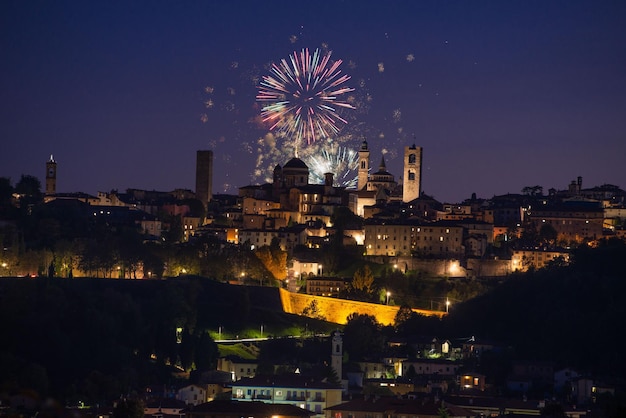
[402,144,422,202]
[331,331,343,382]
[357,139,370,191]
[45,155,57,195]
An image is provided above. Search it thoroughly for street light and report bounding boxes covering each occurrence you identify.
[386,291,391,305]
[446,297,450,314]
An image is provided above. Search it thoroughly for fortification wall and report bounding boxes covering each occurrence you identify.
[278,288,444,325]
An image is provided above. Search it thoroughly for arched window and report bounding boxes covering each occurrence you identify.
[408,153,416,164]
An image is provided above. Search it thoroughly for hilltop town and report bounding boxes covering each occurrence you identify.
[1,145,626,418]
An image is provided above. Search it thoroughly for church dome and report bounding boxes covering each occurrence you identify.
[283,157,308,169]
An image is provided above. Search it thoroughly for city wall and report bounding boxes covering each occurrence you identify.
[379,257,512,278]
[278,288,444,325]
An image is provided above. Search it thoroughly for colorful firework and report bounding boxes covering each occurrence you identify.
[256,48,355,147]
[305,143,359,188]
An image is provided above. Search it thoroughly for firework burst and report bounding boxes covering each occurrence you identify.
[257,48,355,147]
[305,143,359,188]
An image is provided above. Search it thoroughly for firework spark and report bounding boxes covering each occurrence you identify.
[256,48,355,147]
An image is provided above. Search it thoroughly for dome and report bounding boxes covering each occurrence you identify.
[283,157,308,169]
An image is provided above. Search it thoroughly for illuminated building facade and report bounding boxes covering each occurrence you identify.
[364,220,464,257]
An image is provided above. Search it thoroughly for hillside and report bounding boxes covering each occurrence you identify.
[446,238,626,377]
[0,277,334,402]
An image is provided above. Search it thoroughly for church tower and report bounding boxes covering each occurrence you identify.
[357,139,370,191]
[331,331,343,382]
[402,144,422,202]
[45,155,57,195]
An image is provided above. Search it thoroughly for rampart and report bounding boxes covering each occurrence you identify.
[278,288,444,325]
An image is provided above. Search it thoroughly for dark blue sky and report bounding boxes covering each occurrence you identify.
[2,0,625,202]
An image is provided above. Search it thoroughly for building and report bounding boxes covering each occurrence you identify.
[144,398,187,418]
[230,375,343,417]
[364,219,464,258]
[185,400,314,418]
[177,384,208,406]
[401,359,460,377]
[402,144,423,203]
[511,248,569,271]
[196,150,214,211]
[528,200,604,244]
[326,397,473,418]
[45,155,57,195]
[305,277,347,297]
[217,356,258,381]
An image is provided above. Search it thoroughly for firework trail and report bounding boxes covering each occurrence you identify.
[257,48,355,149]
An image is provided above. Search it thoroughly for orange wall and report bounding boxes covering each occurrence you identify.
[278,288,444,325]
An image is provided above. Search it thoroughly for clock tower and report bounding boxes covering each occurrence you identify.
[46,155,57,195]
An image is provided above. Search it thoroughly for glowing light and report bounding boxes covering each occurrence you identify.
[257,48,354,147]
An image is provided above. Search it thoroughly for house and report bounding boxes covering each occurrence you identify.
[217,356,258,381]
[458,372,486,392]
[184,400,314,418]
[230,374,342,417]
[177,384,208,406]
[326,397,473,418]
[144,398,187,418]
[401,359,460,377]
[446,395,587,418]
[356,361,391,379]
[554,367,580,393]
[573,377,615,406]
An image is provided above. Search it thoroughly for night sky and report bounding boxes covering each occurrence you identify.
[2,1,625,203]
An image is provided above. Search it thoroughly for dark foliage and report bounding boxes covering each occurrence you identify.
[444,238,626,377]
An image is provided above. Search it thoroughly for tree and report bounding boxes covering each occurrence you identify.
[113,399,144,418]
[254,245,287,281]
[539,223,558,246]
[343,313,385,361]
[437,406,450,418]
[394,305,417,330]
[0,177,14,217]
[347,265,375,300]
[522,185,543,196]
[15,175,42,199]
[302,299,325,320]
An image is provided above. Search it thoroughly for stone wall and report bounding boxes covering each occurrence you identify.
[279,288,443,325]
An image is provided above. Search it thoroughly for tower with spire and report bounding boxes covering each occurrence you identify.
[331,331,343,383]
[45,155,57,195]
